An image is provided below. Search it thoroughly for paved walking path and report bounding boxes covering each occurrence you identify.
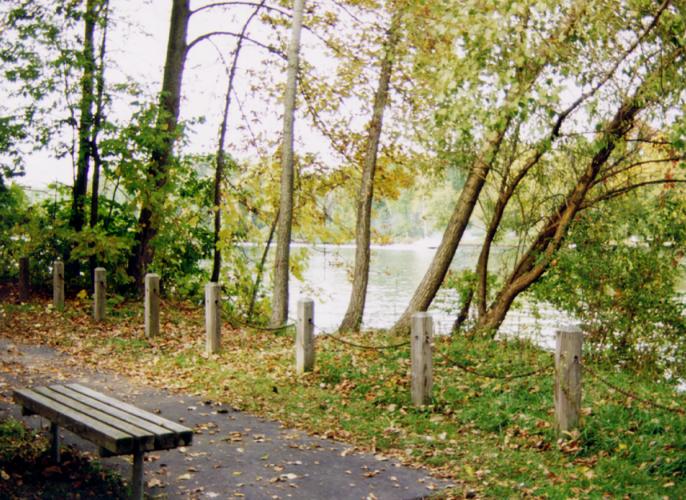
[0,337,452,499]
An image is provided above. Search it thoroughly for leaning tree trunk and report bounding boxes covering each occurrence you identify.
[475,97,643,334]
[389,3,591,334]
[128,0,190,292]
[211,1,266,283]
[271,0,305,327]
[339,12,400,332]
[389,130,507,334]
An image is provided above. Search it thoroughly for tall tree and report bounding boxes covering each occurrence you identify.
[271,0,305,327]
[69,0,99,234]
[390,0,623,333]
[128,0,190,290]
[339,9,401,332]
[87,0,109,278]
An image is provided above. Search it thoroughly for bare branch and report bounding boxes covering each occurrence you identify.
[191,1,289,17]
[186,30,286,59]
[584,178,686,208]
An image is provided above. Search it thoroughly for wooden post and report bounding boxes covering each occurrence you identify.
[411,312,433,406]
[93,267,106,322]
[205,282,221,354]
[144,273,160,337]
[18,256,29,302]
[555,325,583,433]
[53,261,65,311]
[296,298,315,373]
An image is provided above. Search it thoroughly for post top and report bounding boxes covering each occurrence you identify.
[556,323,582,334]
[411,311,431,319]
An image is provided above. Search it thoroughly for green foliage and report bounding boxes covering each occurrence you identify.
[533,189,686,376]
[150,155,214,299]
[0,184,29,279]
[0,418,45,464]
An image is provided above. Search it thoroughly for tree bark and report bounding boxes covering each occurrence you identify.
[475,97,643,334]
[271,0,305,327]
[390,3,598,334]
[338,12,400,333]
[128,0,190,292]
[211,1,266,283]
[89,0,109,281]
[69,0,97,235]
[389,127,508,334]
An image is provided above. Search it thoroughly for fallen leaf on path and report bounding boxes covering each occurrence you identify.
[146,478,165,488]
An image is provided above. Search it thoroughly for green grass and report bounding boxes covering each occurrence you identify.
[7,298,686,498]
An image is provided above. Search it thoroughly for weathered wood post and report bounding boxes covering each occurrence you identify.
[205,282,221,354]
[18,256,29,302]
[144,273,160,338]
[93,267,106,321]
[555,325,583,433]
[296,298,315,373]
[53,260,65,311]
[411,312,433,406]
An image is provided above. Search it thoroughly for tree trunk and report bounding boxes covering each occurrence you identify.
[389,3,593,334]
[475,97,643,334]
[339,12,400,333]
[271,0,305,327]
[211,1,265,283]
[128,0,190,292]
[68,0,97,235]
[389,128,508,334]
[89,0,109,281]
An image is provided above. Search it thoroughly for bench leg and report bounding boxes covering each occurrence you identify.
[50,423,60,463]
[131,447,144,500]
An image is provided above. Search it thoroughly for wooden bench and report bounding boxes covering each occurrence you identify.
[13,383,193,499]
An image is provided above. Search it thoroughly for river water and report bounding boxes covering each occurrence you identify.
[287,243,572,348]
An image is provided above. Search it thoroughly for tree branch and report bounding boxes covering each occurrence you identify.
[186,30,286,59]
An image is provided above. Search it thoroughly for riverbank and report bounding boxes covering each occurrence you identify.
[2,295,685,497]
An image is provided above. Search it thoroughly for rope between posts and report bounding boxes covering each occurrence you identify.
[229,319,296,332]
[439,353,555,380]
[311,322,410,351]
[319,333,411,351]
[583,363,685,415]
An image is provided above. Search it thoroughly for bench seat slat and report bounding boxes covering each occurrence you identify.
[67,383,192,445]
[48,385,177,450]
[33,387,156,451]
[13,389,134,454]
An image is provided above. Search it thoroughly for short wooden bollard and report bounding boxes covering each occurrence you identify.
[205,283,221,354]
[296,299,315,373]
[93,267,106,321]
[18,256,29,302]
[53,261,65,311]
[145,273,160,337]
[555,325,583,433]
[411,312,433,406]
